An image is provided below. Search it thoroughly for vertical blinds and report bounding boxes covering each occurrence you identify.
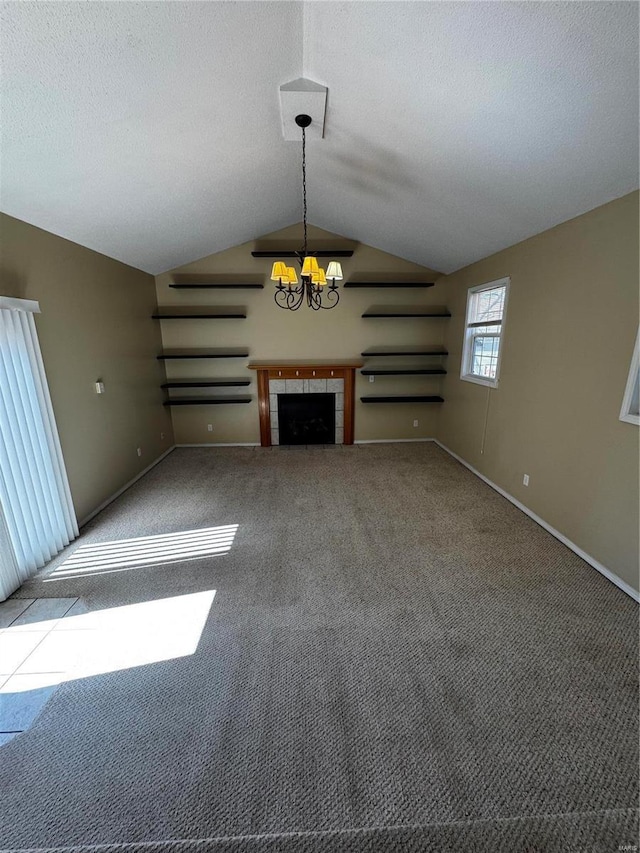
[0,298,78,599]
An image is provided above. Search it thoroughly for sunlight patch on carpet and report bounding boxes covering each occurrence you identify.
[44,525,239,580]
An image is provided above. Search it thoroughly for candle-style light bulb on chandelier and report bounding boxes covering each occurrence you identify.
[271,114,343,310]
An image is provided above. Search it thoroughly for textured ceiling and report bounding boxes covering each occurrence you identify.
[1,2,638,275]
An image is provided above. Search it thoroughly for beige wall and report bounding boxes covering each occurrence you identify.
[437,192,639,593]
[0,214,173,523]
[5,198,634,590]
[155,224,446,444]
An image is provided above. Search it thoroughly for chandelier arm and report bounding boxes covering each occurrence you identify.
[290,292,304,310]
[294,285,306,310]
[318,287,340,310]
[274,283,305,311]
[306,281,322,310]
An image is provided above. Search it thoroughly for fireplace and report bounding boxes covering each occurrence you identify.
[278,393,335,445]
[247,360,363,447]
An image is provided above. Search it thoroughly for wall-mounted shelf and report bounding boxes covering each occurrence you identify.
[345,282,434,289]
[360,344,447,410]
[163,396,251,406]
[169,283,263,289]
[361,366,446,376]
[360,395,444,404]
[361,346,448,357]
[157,349,249,360]
[161,379,251,388]
[152,307,246,319]
[362,306,451,318]
[251,250,354,258]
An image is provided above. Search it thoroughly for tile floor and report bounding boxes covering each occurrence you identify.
[1,592,210,747]
[0,597,81,745]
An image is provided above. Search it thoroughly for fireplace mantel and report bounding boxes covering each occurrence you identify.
[248,359,363,447]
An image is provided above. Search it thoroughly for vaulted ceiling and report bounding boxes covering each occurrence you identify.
[1,2,638,275]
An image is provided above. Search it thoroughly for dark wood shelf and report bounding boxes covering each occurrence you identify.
[361,367,447,376]
[157,349,249,360]
[362,306,451,318]
[251,250,354,258]
[248,359,363,370]
[169,283,263,289]
[361,346,448,357]
[153,308,246,319]
[345,282,434,289]
[360,395,445,404]
[161,379,251,388]
[163,396,251,406]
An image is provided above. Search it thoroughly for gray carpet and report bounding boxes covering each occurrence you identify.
[1,444,638,852]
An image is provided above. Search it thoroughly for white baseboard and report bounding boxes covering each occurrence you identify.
[355,438,436,444]
[183,440,432,447]
[175,442,260,448]
[433,439,639,602]
[78,446,176,528]
[176,442,434,447]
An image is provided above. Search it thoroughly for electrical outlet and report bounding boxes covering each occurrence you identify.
[207,424,213,432]
[369,375,375,383]
[137,447,142,457]
[413,419,419,428]
[523,474,530,486]
[160,432,164,440]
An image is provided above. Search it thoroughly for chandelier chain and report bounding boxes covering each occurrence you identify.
[301,125,307,257]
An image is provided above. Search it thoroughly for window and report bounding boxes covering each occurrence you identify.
[461,278,509,387]
[619,328,639,426]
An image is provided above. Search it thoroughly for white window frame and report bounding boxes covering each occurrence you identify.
[460,277,510,388]
[619,328,640,426]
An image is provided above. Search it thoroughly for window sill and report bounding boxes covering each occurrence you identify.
[460,373,499,389]
[619,412,639,426]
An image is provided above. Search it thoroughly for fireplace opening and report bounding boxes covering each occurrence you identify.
[277,393,335,445]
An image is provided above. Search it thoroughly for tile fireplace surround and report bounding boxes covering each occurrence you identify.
[248,360,363,447]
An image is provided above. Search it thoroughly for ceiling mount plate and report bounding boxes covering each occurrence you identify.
[279,78,327,140]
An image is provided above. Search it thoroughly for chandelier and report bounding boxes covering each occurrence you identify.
[271,114,343,311]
